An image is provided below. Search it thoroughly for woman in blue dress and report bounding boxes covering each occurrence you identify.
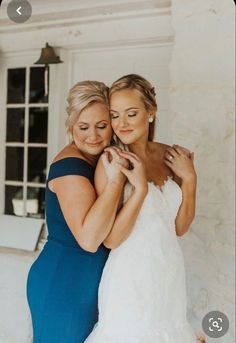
[26,81,126,343]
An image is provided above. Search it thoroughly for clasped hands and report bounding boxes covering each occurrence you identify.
[101,146,147,192]
[102,144,196,186]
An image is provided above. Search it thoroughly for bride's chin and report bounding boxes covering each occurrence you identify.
[116,137,135,145]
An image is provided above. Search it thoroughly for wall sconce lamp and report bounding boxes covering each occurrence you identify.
[34,42,63,96]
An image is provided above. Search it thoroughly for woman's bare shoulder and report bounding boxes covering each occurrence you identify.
[149,141,171,157]
[52,144,84,164]
[152,142,183,186]
[48,144,93,192]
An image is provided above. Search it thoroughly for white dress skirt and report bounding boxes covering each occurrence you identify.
[85,177,197,343]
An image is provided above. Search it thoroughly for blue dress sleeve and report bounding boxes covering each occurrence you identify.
[47,157,95,185]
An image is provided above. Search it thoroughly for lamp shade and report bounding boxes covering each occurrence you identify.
[34,42,63,65]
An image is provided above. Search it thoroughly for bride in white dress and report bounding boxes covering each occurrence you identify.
[85,74,204,343]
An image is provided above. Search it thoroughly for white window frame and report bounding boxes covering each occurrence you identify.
[5,66,48,217]
[0,50,68,251]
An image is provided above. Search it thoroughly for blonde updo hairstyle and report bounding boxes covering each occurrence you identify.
[66,80,109,142]
[109,74,158,141]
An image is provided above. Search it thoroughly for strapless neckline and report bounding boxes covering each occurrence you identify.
[148,175,181,194]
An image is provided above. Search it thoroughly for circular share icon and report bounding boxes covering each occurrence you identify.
[7,0,32,24]
[202,311,229,338]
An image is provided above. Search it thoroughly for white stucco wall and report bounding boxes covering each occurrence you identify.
[0,0,235,342]
[169,1,235,342]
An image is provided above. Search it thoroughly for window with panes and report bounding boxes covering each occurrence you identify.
[5,66,49,218]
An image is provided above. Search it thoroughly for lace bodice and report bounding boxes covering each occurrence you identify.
[124,176,182,234]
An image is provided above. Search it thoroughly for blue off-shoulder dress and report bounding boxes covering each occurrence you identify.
[27,157,110,343]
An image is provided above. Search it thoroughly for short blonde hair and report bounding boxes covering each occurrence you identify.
[66,80,109,141]
[109,74,158,141]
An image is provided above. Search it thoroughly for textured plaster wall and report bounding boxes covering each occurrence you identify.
[169,1,235,342]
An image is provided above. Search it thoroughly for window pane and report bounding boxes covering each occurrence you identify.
[29,67,48,103]
[27,187,45,218]
[6,108,25,142]
[28,107,48,143]
[5,185,23,216]
[28,147,47,183]
[5,147,24,181]
[7,68,26,104]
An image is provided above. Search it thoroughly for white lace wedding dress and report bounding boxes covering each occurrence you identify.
[85,177,197,343]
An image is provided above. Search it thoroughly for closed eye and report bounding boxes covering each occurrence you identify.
[128,112,137,117]
[111,113,119,119]
[97,125,108,129]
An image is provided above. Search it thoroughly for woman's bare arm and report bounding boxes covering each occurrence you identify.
[164,144,197,236]
[174,175,197,236]
[95,148,147,249]
[103,187,147,249]
[51,157,124,253]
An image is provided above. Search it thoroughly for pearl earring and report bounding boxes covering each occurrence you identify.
[149,117,154,123]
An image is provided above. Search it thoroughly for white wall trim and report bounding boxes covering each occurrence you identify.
[69,36,174,52]
[0,36,174,59]
[0,1,171,33]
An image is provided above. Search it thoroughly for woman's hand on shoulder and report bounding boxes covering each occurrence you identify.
[94,146,127,196]
[115,150,148,195]
[102,146,128,185]
[164,144,196,183]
